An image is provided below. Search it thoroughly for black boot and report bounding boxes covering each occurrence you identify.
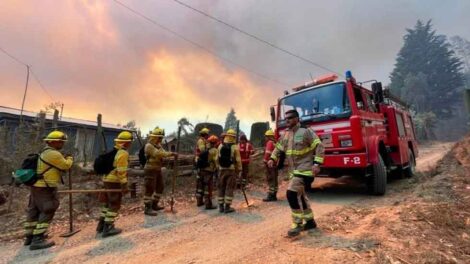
[152,200,164,211]
[287,224,303,237]
[262,193,277,202]
[24,235,33,246]
[219,204,225,213]
[303,219,317,231]
[205,198,217,210]
[196,196,204,207]
[29,234,55,250]
[102,222,122,238]
[96,217,105,233]
[224,204,235,214]
[144,203,158,216]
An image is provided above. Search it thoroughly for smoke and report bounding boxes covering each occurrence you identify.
[1,0,469,134]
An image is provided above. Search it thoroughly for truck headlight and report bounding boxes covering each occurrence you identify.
[340,140,353,147]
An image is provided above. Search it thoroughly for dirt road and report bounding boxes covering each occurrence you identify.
[0,143,453,264]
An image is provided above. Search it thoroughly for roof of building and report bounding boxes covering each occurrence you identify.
[0,105,128,131]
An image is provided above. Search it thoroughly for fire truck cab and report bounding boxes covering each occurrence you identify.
[270,71,418,195]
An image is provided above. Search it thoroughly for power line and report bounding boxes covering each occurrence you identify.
[171,0,343,76]
[0,46,29,66]
[0,46,55,101]
[30,70,54,101]
[113,0,288,87]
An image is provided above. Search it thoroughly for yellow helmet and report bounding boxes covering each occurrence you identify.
[149,127,165,137]
[265,129,275,137]
[225,129,237,137]
[115,131,133,142]
[200,127,210,134]
[44,130,68,142]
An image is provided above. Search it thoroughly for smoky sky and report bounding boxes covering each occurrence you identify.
[1,0,469,134]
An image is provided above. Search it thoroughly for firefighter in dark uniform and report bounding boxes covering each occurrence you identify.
[268,110,325,237]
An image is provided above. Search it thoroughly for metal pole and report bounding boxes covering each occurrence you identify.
[60,169,80,237]
[19,65,30,124]
[58,189,123,194]
[170,126,182,213]
[60,103,64,120]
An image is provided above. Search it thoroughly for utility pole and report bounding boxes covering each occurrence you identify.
[60,103,64,120]
[19,65,30,124]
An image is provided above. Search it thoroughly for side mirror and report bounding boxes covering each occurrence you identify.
[270,106,276,122]
[372,82,384,104]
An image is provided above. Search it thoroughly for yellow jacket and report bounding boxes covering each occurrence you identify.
[34,147,73,188]
[103,145,129,184]
[144,142,172,169]
[217,136,242,171]
[202,147,219,172]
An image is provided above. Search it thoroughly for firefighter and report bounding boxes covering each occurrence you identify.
[97,131,133,238]
[24,130,73,250]
[268,110,325,237]
[217,129,242,213]
[262,129,279,202]
[238,134,254,188]
[195,127,210,207]
[143,127,177,215]
[198,135,219,210]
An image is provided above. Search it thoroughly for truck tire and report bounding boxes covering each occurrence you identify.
[404,149,416,178]
[368,155,387,195]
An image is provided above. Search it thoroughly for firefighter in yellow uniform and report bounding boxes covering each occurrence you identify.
[24,131,73,250]
[97,131,133,238]
[198,135,219,210]
[195,127,211,206]
[268,110,325,237]
[217,129,242,213]
[143,127,177,215]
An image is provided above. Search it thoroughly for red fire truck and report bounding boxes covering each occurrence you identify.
[270,71,418,195]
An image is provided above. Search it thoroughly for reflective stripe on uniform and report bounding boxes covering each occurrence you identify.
[24,221,38,228]
[105,211,118,223]
[32,222,49,235]
[314,156,324,164]
[293,170,313,177]
[286,147,313,156]
[303,210,314,220]
[291,211,303,224]
[286,139,320,156]
[100,207,108,218]
[275,142,284,151]
[311,138,321,149]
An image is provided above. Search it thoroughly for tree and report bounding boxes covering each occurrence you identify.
[177,117,194,135]
[123,120,136,129]
[390,20,464,118]
[450,36,470,74]
[413,112,437,140]
[224,108,238,131]
[402,73,430,113]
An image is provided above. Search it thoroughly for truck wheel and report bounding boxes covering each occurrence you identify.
[368,155,387,195]
[404,149,416,178]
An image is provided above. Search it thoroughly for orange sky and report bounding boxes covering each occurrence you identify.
[0,0,279,134]
[1,0,469,134]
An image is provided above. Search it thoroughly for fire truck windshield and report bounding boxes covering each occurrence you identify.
[279,82,351,123]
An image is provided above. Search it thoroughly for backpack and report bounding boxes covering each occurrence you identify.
[196,150,210,169]
[14,151,60,186]
[93,148,118,175]
[219,143,234,168]
[138,146,147,167]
